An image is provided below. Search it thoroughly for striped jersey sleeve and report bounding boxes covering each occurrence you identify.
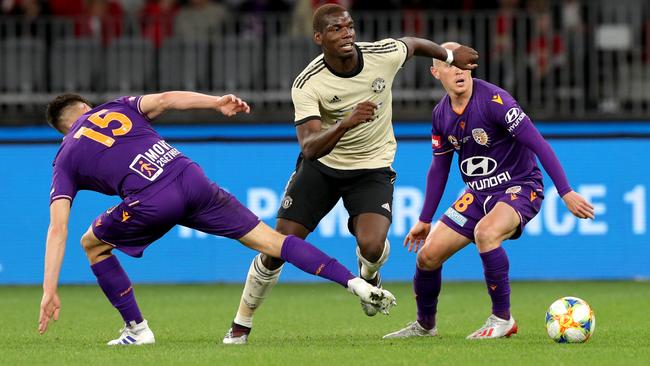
[291,56,325,125]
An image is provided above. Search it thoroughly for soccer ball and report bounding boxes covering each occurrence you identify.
[545,296,595,343]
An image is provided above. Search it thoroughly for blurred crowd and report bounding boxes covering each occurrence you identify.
[0,0,603,48]
[1,0,649,117]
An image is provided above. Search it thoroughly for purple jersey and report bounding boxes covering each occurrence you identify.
[50,96,193,204]
[431,79,543,193]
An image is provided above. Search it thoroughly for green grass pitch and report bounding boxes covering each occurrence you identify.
[1,281,648,365]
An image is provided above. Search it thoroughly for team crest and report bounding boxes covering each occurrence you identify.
[281,195,293,209]
[448,135,460,150]
[505,186,521,201]
[472,128,490,146]
[505,186,522,194]
[371,77,386,93]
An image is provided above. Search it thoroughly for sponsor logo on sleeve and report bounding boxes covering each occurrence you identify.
[505,107,521,124]
[505,107,527,133]
[431,135,442,148]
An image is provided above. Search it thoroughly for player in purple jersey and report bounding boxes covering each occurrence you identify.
[383,42,595,340]
[38,91,396,345]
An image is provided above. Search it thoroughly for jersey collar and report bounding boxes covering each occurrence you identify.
[324,44,364,78]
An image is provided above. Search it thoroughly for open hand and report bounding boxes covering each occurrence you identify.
[403,221,432,253]
[562,190,595,219]
[38,290,61,334]
[216,94,251,116]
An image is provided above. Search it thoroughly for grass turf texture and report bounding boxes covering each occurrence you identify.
[1,281,648,365]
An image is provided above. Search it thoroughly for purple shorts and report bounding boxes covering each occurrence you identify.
[92,163,260,257]
[440,184,544,242]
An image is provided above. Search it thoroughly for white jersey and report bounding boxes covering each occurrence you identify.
[291,38,408,170]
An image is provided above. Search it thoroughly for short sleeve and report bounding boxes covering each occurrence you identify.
[488,91,533,137]
[291,86,321,126]
[116,96,150,120]
[50,160,77,205]
[431,105,453,155]
[392,38,409,69]
[376,38,409,72]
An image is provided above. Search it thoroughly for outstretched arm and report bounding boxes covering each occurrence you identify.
[405,152,453,252]
[398,37,479,70]
[39,199,71,334]
[138,92,251,120]
[516,125,595,219]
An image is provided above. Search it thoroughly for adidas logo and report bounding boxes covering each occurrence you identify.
[381,203,391,212]
[329,95,341,103]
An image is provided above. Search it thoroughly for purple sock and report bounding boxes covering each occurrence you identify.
[414,266,441,330]
[480,247,511,320]
[90,255,143,325]
[280,235,354,287]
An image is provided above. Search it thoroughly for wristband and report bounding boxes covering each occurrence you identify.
[445,48,454,64]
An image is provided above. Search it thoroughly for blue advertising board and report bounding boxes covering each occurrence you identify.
[0,124,648,284]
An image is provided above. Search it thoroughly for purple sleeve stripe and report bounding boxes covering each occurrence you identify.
[133,96,142,113]
[135,96,151,121]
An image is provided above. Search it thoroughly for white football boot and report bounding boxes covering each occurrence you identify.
[347,277,396,315]
[382,321,438,339]
[466,314,517,339]
[222,323,251,345]
[107,319,155,346]
[358,261,382,317]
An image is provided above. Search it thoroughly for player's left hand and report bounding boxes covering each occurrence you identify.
[562,190,595,219]
[38,290,61,334]
[216,94,251,116]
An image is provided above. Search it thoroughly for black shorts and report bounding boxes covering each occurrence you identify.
[277,155,396,233]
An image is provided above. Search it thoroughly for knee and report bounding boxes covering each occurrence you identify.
[80,229,111,263]
[416,248,443,271]
[80,230,96,253]
[474,224,501,251]
[356,234,386,263]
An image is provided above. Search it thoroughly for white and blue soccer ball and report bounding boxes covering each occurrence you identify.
[545,296,595,343]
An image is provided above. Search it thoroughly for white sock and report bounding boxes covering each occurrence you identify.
[357,239,390,281]
[234,254,282,328]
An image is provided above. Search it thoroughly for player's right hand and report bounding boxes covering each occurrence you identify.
[340,101,377,130]
[452,45,479,70]
[404,221,432,253]
[39,290,61,334]
[562,190,595,219]
[216,94,251,116]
